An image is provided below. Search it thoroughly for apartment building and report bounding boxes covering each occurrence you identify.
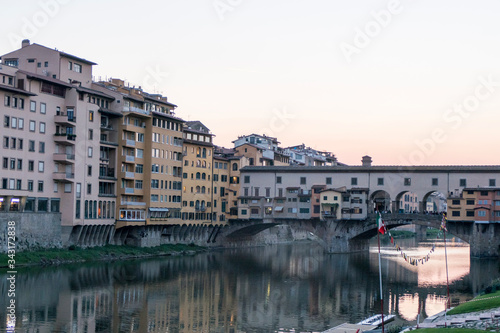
[1,40,116,234]
[181,121,215,223]
[447,187,500,223]
[285,144,338,166]
[233,134,289,166]
[97,78,184,228]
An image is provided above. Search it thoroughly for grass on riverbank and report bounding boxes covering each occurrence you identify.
[388,230,416,239]
[0,243,204,267]
[447,290,500,315]
[415,329,488,333]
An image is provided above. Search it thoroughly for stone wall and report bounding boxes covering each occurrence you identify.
[0,212,62,253]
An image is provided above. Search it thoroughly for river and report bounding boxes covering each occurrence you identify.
[1,237,499,332]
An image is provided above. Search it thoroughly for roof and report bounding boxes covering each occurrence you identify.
[463,187,500,191]
[151,111,185,123]
[240,165,500,173]
[98,108,122,117]
[123,94,144,103]
[59,51,97,65]
[144,94,177,108]
[77,86,115,100]
[232,133,280,144]
[0,84,36,96]
[18,70,73,88]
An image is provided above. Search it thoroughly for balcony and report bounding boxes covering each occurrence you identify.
[124,171,135,179]
[98,193,116,198]
[99,168,116,180]
[53,153,75,164]
[54,133,76,145]
[54,114,76,126]
[124,155,135,163]
[120,201,146,207]
[100,140,118,147]
[123,106,150,116]
[53,172,75,182]
[100,123,114,131]
[125,139,136,147]
[124,187,135,194]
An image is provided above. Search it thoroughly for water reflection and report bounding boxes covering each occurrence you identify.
[0,240,498,332]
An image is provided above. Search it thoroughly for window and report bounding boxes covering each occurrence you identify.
[28,160,34,171]
[466,211,475,217]
[351,177,358,186]
[404,178,411,186]
[38,181,44,192]
[89,110,94,122]
[19,98,24,110]
[277,176,282,184]
[300,177,306,185]
[135,164,143,173]
[451,210,460,217]
[254,187,259,196]
[460,179,466,187]
[40,103,46,114]
[326,177,332,185]
[135,180,143,189]
[44,61,48,67]
[490,179,496,187]
[11,117,17,129]
[2,136,8,148]
[478,211,486,217]
[87,183,92,194]
[88,147,93,157]
[30,101,36,112]
[377,178,384,186]
[17,159,22,170]
[432,178,438,186]
[74,63,82,73]
[39,142,45,153]
[29,140,35,152]
[18,118,23,129]
[3,115,9,128]
[39,122,46,133]
[29,120,35,132]
[88,129,93,140]
[38,161,44,172]
[466,199,475,205]
[244,176,250,183]
[87,165,92,176]
[27,180,33,191]
[299,208,310,214]
[4,95,10,106]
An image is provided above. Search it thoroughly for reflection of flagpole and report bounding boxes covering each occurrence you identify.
[441,213,450,311]
[376,211,385,333]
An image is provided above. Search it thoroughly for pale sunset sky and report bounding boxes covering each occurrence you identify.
[2,0,499,165]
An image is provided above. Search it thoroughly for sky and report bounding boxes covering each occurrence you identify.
[2,0,500,166]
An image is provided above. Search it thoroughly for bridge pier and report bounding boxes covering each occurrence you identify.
[469,223,500,258]
[325,236,370,253]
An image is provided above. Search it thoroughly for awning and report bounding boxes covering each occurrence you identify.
[149,207,169,212]
[275,206,284,212]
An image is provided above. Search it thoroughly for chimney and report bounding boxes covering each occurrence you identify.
[362,155,372,167]
[22,39,30,48]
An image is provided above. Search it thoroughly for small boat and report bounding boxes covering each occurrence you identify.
[357,314,396,327]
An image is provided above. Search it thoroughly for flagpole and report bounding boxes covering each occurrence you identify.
[444,227,450,309]
[377,211,385,333]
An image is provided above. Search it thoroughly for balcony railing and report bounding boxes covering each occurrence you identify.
[53,153,75,163]
[125,171,135,178]
[123,106,150,116]
[125,139,136,147]
[120,201,146,206]
[125,155,135,163]
[124,187,135,194]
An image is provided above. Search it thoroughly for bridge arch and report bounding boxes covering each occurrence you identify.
[395,190,420,213]
[370,190,392,213]
[422,191,447,214]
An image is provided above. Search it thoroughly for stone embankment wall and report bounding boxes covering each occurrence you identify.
[0,212,62,253]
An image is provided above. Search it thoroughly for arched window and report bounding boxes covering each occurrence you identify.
[202,148,207,158]
[232,163,238,171]
[195,200,200,209]
[202,173,206,180]
[84,200,89,219]
[196,147,201,157]
[201,186,206,194]
[196,186,201,193]
[196,172,201,179]
[202,160,207,168]
[201,200,206,209]
[197,160,201,167]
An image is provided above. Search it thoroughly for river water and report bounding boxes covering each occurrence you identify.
[1,238,498,333]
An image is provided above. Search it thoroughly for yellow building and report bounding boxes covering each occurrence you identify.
[98,79,183,228]
[319,189,342,220]
[181,121,215,223]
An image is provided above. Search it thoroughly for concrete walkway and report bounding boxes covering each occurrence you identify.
[411,306,500,330]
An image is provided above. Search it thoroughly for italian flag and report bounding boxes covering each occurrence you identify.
[376,211,386,234]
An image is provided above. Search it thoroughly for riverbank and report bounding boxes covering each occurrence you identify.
[0,243,206,268]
